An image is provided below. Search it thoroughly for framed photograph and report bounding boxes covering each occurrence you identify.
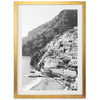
[14,1,86,98]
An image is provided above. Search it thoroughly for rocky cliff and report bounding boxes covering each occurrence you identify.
[22,10,77,56]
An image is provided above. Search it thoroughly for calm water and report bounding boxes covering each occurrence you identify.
[22,56,33,87]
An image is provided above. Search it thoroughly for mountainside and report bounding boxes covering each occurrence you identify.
[30,27,78,90]
[22,10,77,56]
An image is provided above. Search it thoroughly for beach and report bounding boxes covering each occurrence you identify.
[22,56,68,90]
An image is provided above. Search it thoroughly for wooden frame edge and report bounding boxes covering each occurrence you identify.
[14,2,17,98]
[82,1,86,98]
[14,1,86,5]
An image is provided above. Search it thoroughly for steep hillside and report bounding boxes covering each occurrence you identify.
[30,27,78,90]
[22,10,77,56]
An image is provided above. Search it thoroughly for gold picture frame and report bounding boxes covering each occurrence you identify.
[14,1,86,98]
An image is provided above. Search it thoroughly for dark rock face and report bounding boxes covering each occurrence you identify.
[22,10,77,56]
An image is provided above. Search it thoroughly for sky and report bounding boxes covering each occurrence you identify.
[21,5,79,37]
